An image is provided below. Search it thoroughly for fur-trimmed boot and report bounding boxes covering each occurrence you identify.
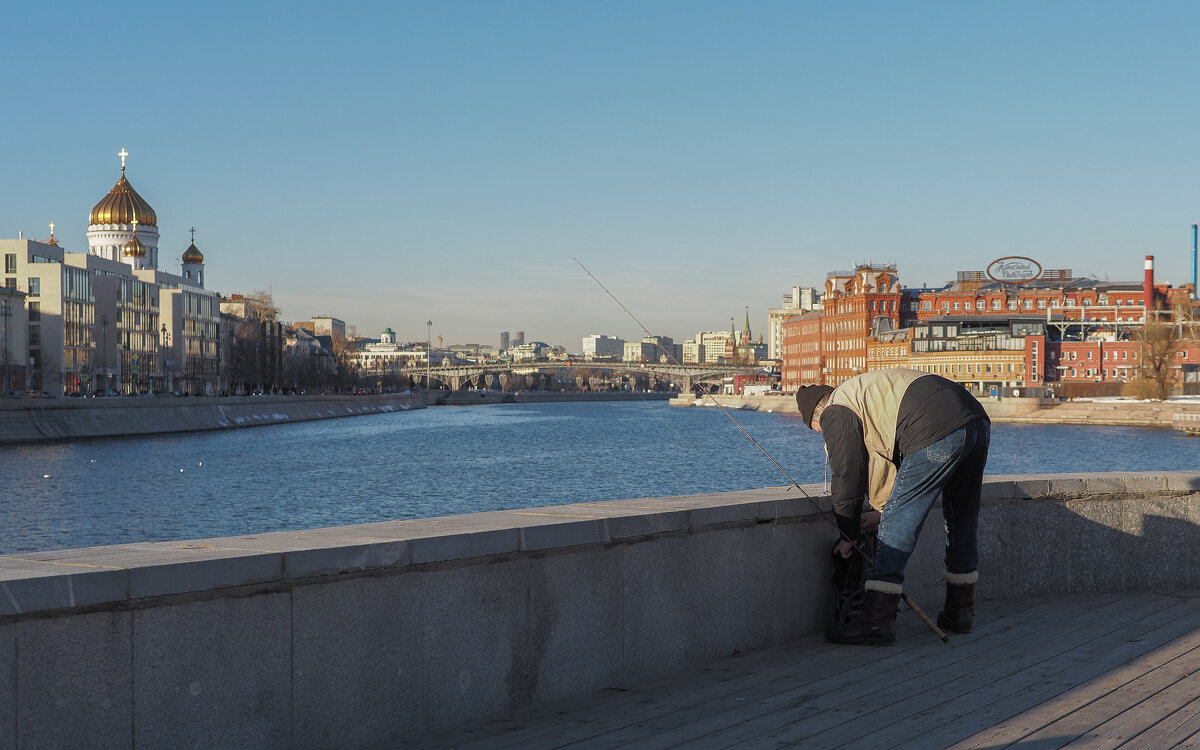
[825,582,900,646]
[937,571,977,634]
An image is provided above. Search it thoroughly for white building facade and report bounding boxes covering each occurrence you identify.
[581,334,624,359]
[767,285,822,360]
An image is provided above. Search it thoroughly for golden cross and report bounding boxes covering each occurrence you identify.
[48,221,54,237]
[119,148,128,171]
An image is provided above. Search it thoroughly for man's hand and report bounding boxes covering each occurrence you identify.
[833,539,854,558]
[860,510,881,530]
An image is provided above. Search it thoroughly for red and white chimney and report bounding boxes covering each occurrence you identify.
[1144,255,1155,310]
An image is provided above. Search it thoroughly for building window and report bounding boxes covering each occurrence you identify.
[1037,300,1046,309]
[976,300,985,310]
[28,325,40,346]
[3,278,13,289]
[1023,300,1033,310]
[27,277,39,296]
[28,302,40,322]
[3,254,15,274]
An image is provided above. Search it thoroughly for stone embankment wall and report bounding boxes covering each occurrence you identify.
[670,392,1200,426]
[437,390,675,405]
[0,392,424,445]
[2,472,1199,748]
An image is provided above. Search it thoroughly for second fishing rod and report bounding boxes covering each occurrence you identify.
[573,257,949,643]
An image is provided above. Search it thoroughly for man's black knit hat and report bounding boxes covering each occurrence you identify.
[795,385,834,429]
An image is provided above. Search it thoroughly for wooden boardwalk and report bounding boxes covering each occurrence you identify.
[399,590,1200,749]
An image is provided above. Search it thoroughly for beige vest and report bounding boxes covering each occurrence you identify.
[829,369,928,510]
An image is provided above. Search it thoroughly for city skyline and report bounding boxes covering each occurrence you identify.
[4,2,1200,348]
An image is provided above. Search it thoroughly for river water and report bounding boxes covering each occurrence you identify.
[2,401,1198,554]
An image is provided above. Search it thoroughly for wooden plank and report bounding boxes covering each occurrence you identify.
[391,592,1151,750]
[635,594,1142,749]
[1019,631,1200,748]
[514,594,1129,750]
[1126,694,1200,747]
[892,595,1200,749]
[931,594,1200,749]
[738,594,1200,749]
[574,595,1110,750]
[1057,672,1200,748]
[393,596,1041,749]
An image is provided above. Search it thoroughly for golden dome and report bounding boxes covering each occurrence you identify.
[182,242,204,263]
[122,232,147,258]
[89,171,158,227]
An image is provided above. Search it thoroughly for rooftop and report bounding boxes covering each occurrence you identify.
[401,589,1200,749]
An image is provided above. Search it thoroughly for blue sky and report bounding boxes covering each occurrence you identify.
[4,1,1200,349]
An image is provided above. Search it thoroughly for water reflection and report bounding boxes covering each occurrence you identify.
[0,402,1196,553]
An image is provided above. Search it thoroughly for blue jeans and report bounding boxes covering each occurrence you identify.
[868,419,990,587]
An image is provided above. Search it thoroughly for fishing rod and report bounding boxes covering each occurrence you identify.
[572,257,948,643]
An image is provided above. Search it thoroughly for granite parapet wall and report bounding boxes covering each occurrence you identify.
[1,472,1199,747]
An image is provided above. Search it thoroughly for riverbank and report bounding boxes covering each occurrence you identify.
[668,392,1200,427]
[0,390,679,445]
[0,392,425,445]
[435,390,676,405]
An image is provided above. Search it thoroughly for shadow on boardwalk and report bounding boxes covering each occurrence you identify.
[399,590,1200,749]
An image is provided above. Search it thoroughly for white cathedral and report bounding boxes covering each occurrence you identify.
[0,150,222,396]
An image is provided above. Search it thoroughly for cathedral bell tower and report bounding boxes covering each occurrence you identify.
[181,227,205,288]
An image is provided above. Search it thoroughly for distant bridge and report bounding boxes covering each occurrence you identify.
[386,362,761,392]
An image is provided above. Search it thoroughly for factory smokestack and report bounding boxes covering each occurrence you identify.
[1144,255,1155,311]
[1192,225,1197,301]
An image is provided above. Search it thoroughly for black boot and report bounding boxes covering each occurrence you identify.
[825,588,899,645]
[937,574,976,634]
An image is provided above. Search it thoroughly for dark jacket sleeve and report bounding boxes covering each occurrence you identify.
[820,404,869,539]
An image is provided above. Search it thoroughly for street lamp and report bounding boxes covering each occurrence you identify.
[100,314,108,395]
[160,323,171,394]
[199,328,207,395]
[1,298,10,397]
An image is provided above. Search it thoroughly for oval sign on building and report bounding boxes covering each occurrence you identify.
[987,256,1043,283]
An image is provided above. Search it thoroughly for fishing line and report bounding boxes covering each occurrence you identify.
[573,256,949,642]
[629,388,728,470]
[572,257,809,491]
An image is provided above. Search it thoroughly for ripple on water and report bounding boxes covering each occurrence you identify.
[0,402,1197,552]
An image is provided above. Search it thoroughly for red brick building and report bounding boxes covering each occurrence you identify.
[916,266,1169,324]
[779,257,1200,395]
[780,310,823,391]
[820,265,914,385]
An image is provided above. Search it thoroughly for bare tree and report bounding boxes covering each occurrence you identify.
[1132,305,1183,400]
[244,289,280,321]
[222,291,282,394]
